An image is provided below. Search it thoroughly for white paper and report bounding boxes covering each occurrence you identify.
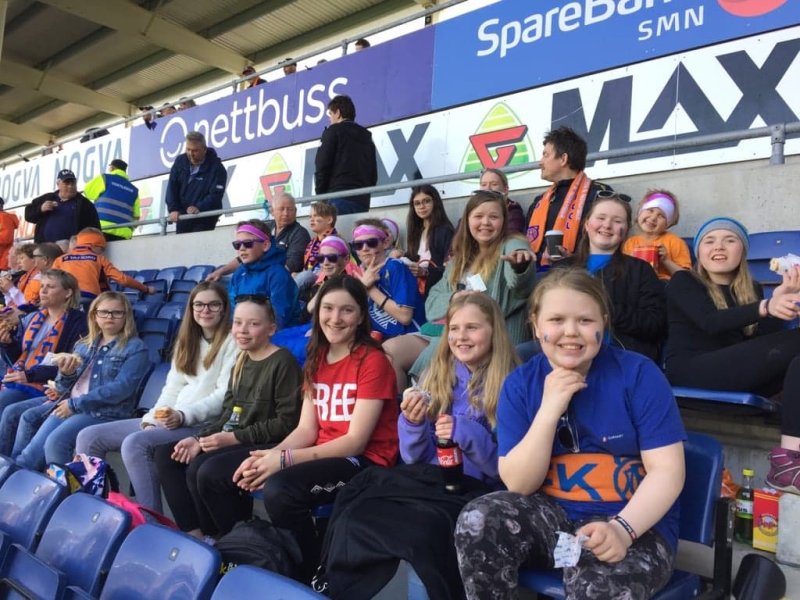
[553,531,587,568]
[465,274,487,292]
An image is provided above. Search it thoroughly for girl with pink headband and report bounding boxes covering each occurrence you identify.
[623,189,692,281]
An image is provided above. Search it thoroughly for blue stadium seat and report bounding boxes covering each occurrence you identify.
[1,493,132,598]
[142,292,166,305]
[141,317,177,346]
[211,565,320,599]
[133,269,158,284]
[155,267,187,293]
[672,386,778,414]
[0,470,67,558]
[141,332,170,363]
[519,432,732,599]
[157,302,186,322]
[747,230,800,289]
[133,301,163,331]
[0,455,17,488]
[169,279,198,294]
[137,362,171,415]
[121,288,142,303]
[182,265,215,283]
[100,524,220,600]
[145,279,169,295]
[168,290,191,306]
[0,543,64,599]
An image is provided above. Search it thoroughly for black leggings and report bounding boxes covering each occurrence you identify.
[154,443,264,536]
[667,329,800,435]
[262,456,372,579]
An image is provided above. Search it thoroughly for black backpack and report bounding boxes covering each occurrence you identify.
[215,518,303,579]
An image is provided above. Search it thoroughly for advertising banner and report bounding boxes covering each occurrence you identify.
[431,0,799,109]
[128,27,435,180]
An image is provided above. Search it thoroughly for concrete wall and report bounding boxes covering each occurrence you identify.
[106,154,800,271]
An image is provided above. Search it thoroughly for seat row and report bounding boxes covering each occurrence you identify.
[0,461,319,599]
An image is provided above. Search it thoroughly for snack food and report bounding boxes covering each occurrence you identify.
[770,253,800,274]
[155,407,171,419]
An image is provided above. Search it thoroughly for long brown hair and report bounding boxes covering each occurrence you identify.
[573,193,632,280]
[302,276,382,393]
[172,281,231,376]
[83,292,137,348]
[406,185,453,260]
[448,191,508,288]
[421,293,517,428]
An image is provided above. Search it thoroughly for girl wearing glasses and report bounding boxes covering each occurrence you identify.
[229,220,300,328]
[319,293,516,598]
[554,193,666,361]
[73,282,237,512]
[154,295,302,539]
[301,236,356,319]
[351,219,425,340]
[403,185,454,298]
[455,268,686,600]
[386,190,535,392]
[12,292,150,470]
[233,276,398,582]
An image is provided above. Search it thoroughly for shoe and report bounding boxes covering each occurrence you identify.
[765,447,800,494]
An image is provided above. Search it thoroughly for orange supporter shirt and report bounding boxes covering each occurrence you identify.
[52,246,147,297]
[623,231,692,281]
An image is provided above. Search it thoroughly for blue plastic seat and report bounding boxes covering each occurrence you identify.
[170,279,198,294]
[137,362,171,415]
[99,524,220,600]
[747,230,800,286]
[672,386,778,414]
[141,332,170,363]
[0,493,132,598]
[182,265,215,283]
[0,455,17,488]
[0,470,67,559]
[145,279,169,295]
[519,432,732,599]
[168,290,191,306]
[155,267,187,293]
[141,317,176,342]
[133,269,158,284]
[157,302,187,322]
[211,565,319,599]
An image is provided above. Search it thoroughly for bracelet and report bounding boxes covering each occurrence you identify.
[379,295,390,310]
[611,515,637,542]
[279,449,286,471]
[285,448,293,468]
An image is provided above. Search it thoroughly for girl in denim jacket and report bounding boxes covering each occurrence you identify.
[13,292,150,470]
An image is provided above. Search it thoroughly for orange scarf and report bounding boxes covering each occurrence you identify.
[526,172,592,264]
[542,453,646,502]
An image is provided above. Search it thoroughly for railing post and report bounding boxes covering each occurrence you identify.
[159,216,168,236]
[770,124,786,165]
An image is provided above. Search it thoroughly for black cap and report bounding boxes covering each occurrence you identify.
[109,159,128,171]
[57,169,76,182]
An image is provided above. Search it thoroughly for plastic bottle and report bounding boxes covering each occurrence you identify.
[222,406,243,433]
[436,438,463,494]
[734,468,755,544]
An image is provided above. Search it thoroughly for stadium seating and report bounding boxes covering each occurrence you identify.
[672,386,778,414]
[169,279,197,294]
[99,524,220,600]
[211,565,320,599]
[167,290,191,306]
[155,267,187,293]
[156,302,186,322]
[0,455,17,488]
[141,332,170,364]
[519,431,732,599]
[182,265,215,283]
[136,362,171,415]
[747,230,800,290]
[133,270,158,285]
[0,470,67,557]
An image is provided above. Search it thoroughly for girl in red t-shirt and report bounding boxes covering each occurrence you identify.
[234,275,398,580]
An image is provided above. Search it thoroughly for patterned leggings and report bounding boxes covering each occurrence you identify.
[454,491,674,600]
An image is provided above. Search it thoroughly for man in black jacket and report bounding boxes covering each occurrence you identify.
[25,169,100,244]
[166,131,228,234]
[314,95,377,215]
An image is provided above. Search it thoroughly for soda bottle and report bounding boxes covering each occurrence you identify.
[734,468,755,544]
[436,437,463,494]
[222,406,243,432]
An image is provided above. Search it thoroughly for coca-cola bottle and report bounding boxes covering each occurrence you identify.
[436,437,463,494]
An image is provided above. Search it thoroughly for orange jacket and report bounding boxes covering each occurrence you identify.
[52,246,147,297]
[0,211,20,270]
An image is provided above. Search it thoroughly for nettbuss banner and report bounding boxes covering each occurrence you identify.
[128,27,435,181]
[431,0,799,109]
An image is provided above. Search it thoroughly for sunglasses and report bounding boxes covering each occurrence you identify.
[351,238,382,251]
[232,239,262,250]
[235,294,272,306]
[556,412,580,453]
[32,254,45,258]
[595,190,632,203]
[318,253,342,264]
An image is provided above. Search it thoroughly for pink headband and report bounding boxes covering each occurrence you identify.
[381,218,399,242]
[236,224,269,241]
[352,225,387,241]
[319,235,349,257]
[640,193,676,226]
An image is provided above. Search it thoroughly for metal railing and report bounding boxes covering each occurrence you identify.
[95,120,799,237]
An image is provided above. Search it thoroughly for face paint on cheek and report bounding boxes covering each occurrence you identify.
[596,331,602,343]
[543,334,549,343]
[448,335,456,342]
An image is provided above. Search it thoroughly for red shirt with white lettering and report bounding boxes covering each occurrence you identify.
[312,344,398,467]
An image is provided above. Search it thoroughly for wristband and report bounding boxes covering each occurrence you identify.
[279,449,286,471]
[379,295,390,310]
[285,448,293,468]
[763,298,770,318]
[611,515,637,542]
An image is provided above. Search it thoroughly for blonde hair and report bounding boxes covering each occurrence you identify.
[528,268,611,336]
[448,191,509,288]
[229,297,277,391]
[420,293,517,428]
[84,292,137,348]
[694,246,759,336]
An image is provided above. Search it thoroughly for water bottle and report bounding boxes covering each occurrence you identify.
[222,406,242,432]
[734,468,755,544]
[436,437,463,494]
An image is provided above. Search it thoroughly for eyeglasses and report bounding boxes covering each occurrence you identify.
[232,239,262,250]
[95,309,125,319]
[351,238,381,250]
[556,412,580,453]
[235,294,272,306]
[595,190,631,203]
[413,197,433,208]
[318,253,342,264]
[192,301,224,313]
[32,254,44,258]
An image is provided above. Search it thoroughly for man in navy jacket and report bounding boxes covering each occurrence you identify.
[166,131,227,234]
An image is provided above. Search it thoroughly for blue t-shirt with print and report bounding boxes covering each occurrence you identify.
[369,258,426,338]
[497,344,686,551]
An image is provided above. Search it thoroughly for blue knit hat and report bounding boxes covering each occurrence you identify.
[693,217,749,258]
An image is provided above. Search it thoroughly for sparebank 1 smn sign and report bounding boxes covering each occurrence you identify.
[431,0,798,109]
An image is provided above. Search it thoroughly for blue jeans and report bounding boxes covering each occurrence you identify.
[329,197,369,215]
[0,388,37,456]
[15,410,107,470]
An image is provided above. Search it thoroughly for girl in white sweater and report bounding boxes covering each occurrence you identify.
[75,281,237,511]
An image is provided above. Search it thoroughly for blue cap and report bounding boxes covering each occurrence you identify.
[693,217,749,258]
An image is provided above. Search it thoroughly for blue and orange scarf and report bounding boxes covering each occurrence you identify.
[6,309,68,396]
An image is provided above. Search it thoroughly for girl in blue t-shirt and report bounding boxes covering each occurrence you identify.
[454,267,686,600]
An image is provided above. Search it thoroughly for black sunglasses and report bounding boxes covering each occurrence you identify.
[557,412,580,453]
[235,294,272,305]
[232,239,262,250]
[318,253,341,264]
[595,190,632,203]
[351,238,381,251]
